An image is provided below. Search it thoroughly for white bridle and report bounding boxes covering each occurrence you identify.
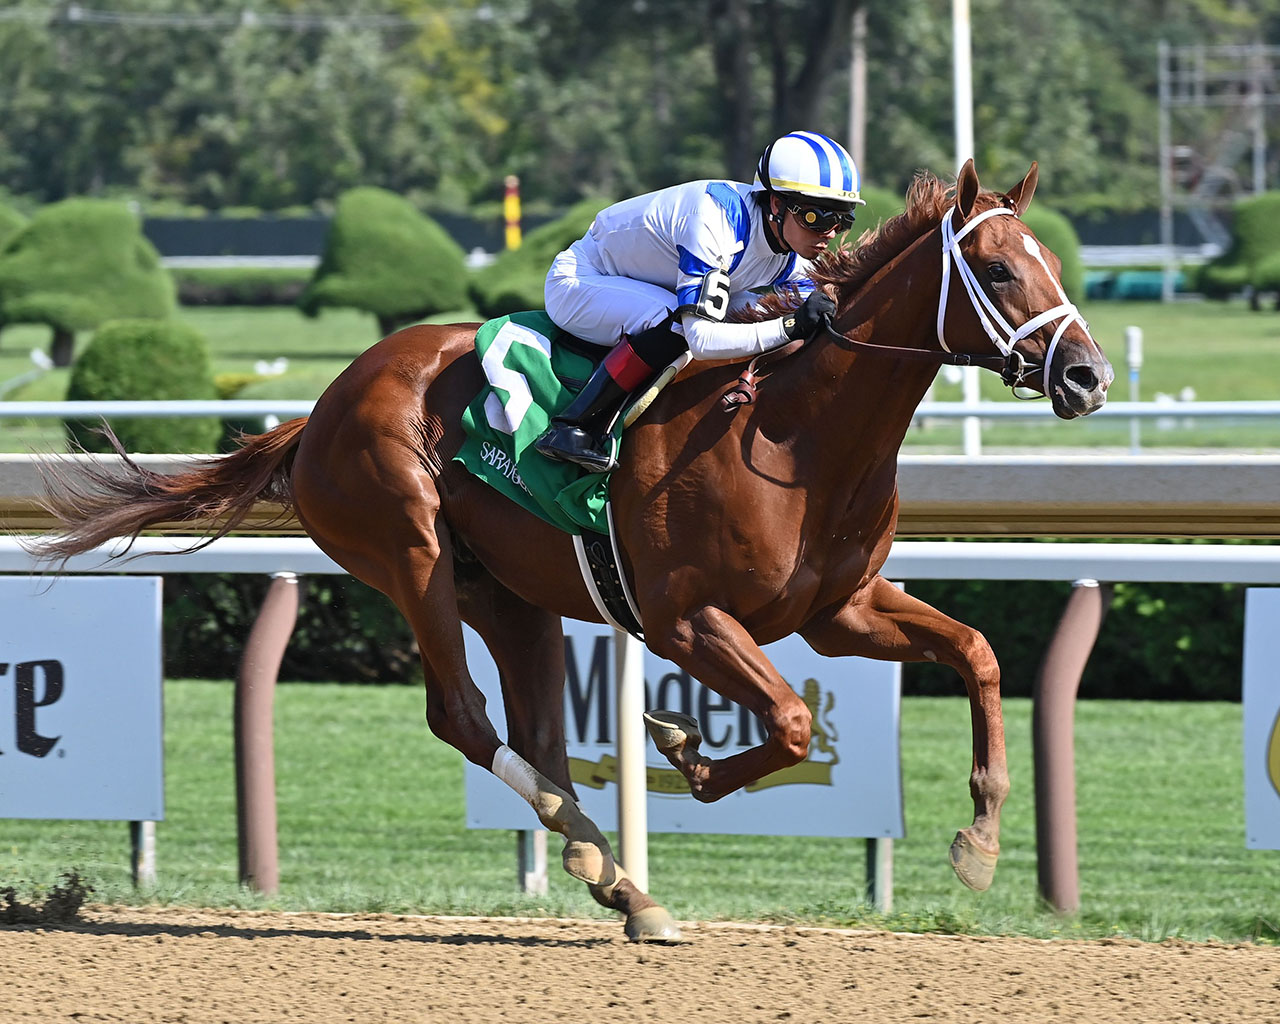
[937,205,1091,388]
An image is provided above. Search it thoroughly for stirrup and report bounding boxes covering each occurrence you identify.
[534,424,618,473]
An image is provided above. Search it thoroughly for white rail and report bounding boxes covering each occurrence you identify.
[0,398,1279,422]
[0,400,314,418]
[4,535,1279,584]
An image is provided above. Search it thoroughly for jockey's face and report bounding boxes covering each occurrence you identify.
[772,196,841,259]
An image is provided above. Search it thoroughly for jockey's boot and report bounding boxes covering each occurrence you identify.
[535,326,682,473]
[533,355,632,473]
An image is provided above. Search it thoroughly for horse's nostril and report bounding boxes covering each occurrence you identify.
[1065,364,1098,392]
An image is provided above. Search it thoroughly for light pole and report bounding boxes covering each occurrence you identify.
[953,0,981,456]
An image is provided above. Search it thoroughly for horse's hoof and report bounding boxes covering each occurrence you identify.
[949,828,999,892]
[643,709,703,757]
[625,906,685,944]
[562,839,615,887]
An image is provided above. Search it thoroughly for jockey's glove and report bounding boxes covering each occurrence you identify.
[782,290,837,341]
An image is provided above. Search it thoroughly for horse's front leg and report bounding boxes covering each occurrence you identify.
[644,606,813,802]
[800,575,1008,892]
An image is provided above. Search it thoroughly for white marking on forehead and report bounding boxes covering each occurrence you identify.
[1020,231,1068,305]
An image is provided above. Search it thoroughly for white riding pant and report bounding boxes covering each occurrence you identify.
[544,238,677,346]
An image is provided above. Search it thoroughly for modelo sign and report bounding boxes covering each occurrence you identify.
[0,576,163,821]
[464,619,904,838]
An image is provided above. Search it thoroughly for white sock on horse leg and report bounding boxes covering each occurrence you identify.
[492,744,541,803]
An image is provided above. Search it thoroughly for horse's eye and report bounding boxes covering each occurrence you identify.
[988,263,1011,283]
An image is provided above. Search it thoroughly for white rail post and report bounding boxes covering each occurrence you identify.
[615,629,648,893]
[865,836,893,913]
[516,829,547,894]
[1125,326,1144,454]
[129,820,156,888]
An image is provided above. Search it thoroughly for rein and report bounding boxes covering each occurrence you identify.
[721,204,1086,409]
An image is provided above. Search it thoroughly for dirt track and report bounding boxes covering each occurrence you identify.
[3,906,1279,1023]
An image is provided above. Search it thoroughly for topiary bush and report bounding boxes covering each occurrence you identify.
[1250,249,1280,309]
[1022,204,1085,304]
[1230,191,1280,272]
[1193,260,1249,300]
[1197,191,1280,307]
[0,199,175,366]
[469,196,612,318]
[298,187,468,337]
[0,202,27,252]
[65,318,221,453]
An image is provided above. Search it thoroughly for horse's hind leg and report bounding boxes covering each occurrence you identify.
[801,576,1008,892]
[292,449,615,888]
[456,568,681,942]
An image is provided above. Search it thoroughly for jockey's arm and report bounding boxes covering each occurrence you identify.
[678,310,790,361]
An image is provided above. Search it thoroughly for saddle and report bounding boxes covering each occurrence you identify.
[456,311,664,638]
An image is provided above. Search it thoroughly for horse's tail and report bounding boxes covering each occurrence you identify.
[27,417,309,566]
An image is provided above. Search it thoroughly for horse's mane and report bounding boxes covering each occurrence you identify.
[736,170,957,321]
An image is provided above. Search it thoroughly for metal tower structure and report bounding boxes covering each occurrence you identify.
[1159,41,1280,300]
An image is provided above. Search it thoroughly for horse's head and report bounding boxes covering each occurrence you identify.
[940,159,1113,419]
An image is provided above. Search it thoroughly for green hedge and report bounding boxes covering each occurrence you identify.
[904,577,1244,701]
[0,203,26,251]
[65,318,221,453]
[159,562,1248,700]
[469,196,612,318]
[175,266,311,306]
[1198,191,1280,303]
[1194,261,1249,299]
[299,187,468,335]
[164,574,417,683]
[0,199,175,334]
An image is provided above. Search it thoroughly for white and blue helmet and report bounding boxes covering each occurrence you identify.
[753,131,866,208]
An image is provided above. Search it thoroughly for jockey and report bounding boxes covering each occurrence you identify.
[534,130,867,473]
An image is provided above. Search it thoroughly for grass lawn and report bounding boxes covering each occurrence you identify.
[3,682,1276,944]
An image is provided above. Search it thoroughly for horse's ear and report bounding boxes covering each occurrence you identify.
[1006,162,1039,215]
[956,158,980,219]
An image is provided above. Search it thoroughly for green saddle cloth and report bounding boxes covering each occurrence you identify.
[454,311,616,535]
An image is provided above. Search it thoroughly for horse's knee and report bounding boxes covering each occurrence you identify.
[424,687,494,763]
[954,626,999,685]
[771,698,812,765]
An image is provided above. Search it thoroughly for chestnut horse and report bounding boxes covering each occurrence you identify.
[31,160,1111,941]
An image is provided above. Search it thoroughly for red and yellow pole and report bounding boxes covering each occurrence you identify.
[503,174,522,250]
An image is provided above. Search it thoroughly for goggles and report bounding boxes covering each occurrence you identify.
[787,202,856,233]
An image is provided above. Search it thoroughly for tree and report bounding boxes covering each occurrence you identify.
[298,187,469,337]
[0,199,175,366]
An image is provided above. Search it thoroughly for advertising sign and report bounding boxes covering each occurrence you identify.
[1244,587,1280,849]
[0,576,163,821]
[464,618,904,838]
